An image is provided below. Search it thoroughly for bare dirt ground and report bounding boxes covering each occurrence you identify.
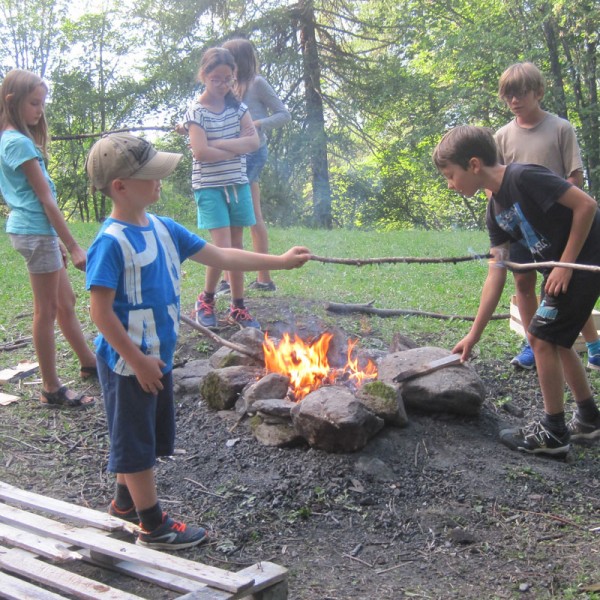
[1,297,599,599]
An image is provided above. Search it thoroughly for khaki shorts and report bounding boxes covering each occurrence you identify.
[9,234,63,274]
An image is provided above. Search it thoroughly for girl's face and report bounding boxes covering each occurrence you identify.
[21,84,47,127]
[203,65,235,98]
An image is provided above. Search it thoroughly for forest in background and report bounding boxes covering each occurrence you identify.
[0,0,598,231]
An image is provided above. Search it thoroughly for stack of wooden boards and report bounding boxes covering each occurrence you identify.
[0,481,287,599]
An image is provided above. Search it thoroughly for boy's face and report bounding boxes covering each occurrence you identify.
[440,162,481,198]
[503,89,542,119]
[119,178,162,206]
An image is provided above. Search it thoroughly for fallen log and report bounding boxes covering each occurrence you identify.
[325,301,509,322]
[180,315,264,363]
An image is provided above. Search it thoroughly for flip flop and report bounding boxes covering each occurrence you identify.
[40,386,96,409]
[80,365,99,380]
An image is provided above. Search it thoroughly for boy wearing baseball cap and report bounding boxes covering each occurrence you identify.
[85,133,310,548]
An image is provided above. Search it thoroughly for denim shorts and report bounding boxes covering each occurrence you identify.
[9,234,62,274]
[246,144,268,183]
[97,355,175,474]
[194,183,256,230]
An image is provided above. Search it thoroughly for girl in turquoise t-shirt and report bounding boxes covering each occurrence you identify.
[0,69,96,408]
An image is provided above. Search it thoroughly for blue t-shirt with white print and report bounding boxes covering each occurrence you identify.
[86,214,205,375]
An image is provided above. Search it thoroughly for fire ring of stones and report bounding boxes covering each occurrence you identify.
[173,328,485,453]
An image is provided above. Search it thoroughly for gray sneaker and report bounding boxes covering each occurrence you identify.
[567,413,600,442]
[500,420,570,457]
[137,514,207,550]
[215,280,231,297]
[247,280,277,292]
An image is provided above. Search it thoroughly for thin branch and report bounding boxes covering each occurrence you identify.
[325,301,509,322]
[52,126,173,142]
[310,253,490,266]
[180,315,263,363]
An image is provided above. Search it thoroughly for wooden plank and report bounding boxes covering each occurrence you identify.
[0,481,129,533]
[0,522,81,562]
[0,392,20,405]
[0,569,66,600]
[393,354,462,383]
[0,546,143,600]
[0,503,254,594]
[0,361,38,384]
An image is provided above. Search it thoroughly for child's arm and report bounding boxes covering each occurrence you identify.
[190,244,310,272]
[209,112,260,154]
[188,124,237,163]
[452,244,508,361]
[21,159,86,270]
[89,286,166,394]
[545,186,598,296]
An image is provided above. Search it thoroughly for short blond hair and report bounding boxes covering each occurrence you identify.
[498,62,545,101]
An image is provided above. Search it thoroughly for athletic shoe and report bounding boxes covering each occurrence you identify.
[136,514,207,550]
[499,420,570,457]
[587,352,600,371]
[510,343,536,370]
[195,293,217,329]
[108,500,139,525]
[247,280,277,292]
[227,305,261,329]
[215,280,231,297]
[567,413,600,442]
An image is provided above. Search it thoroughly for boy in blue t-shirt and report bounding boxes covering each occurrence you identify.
[85,133,310,548]
[433,125,600,459]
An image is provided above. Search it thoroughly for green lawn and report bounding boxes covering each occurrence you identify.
[0,220,521,372]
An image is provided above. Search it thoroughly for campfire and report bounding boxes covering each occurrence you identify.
[262,332,378,401]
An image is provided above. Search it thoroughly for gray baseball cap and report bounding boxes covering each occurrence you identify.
[86,133,182,191]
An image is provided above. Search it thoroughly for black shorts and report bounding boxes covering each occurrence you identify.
[529,271,600,348]
[98,355,175,474]
[509,241,536,273]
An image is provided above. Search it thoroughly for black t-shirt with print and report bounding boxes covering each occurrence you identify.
[486,163,600,272]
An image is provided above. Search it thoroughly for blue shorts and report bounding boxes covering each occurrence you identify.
[246,145,268,183]
[97,355,175,474]
[194,184,256,230]
[530,271,600,348]
[9,234,62,274]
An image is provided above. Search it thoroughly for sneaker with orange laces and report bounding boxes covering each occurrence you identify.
[227,305,261,329]
[136,513,207,550]
[195,292,217,329]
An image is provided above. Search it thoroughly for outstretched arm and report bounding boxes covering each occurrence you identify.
[452,243,508,361]
[190,244,311,272]
[21,158,86,271]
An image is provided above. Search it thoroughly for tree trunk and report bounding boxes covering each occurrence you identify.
[297,0,332,228]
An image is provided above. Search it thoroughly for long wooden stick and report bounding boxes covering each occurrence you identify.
[325,301,509,321]
[180,315,263,363]
[309,253,490,266]
[502,260,600,273]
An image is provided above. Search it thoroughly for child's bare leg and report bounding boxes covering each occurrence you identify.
[530,336,565,415]
[581,315,599,343]
[229,226,245,299]
[29,270,61,392]
[120,469,158,512]
[204,227,231,293]
[249,181,271,284]
[513,270,538,329]
[559,346,594,402]
[55,268,96,369]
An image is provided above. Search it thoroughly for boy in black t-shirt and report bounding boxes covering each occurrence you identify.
[433,125,600,458]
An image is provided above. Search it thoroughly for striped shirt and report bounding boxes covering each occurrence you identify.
[184,100,249,189]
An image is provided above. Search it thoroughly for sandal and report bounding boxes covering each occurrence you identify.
[40,386,96,409]
[80,365,99,380]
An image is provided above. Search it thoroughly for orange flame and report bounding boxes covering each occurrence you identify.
[263,332,377,401]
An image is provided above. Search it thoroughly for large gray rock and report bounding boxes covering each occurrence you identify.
[290,386,384,453]
[355,380,408,427]
[172,359,212,395]
[241,372,291,413]
[209,345,263,369]
[377,346,485,416]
